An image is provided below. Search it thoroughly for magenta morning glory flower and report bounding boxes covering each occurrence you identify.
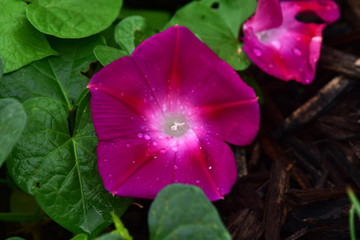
[88,26,260,201]
[242,0,340,84]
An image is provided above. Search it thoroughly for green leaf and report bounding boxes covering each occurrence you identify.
[0,57,3,79]
[115,16,157,55]
[148,184,231,240]
[5,237,25,240]
[0,36,104,111]
[0,98,26,166]
[97,234,123,240]
[0,0,57,73]
[111,213,132,240]
[26,0,123,38]
[201,0,256,37]
[166,1,252,71]
[7,95,131,235]
[94,45,128,66]
[120,8,171,29]
[70,234,88,240]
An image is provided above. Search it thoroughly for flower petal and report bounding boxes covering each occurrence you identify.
[243,0,340,84]
[88,57,161,140]
[97,137,175,199]
[251,0,282,32]
[191,61,260,145]
[97,131,237,201]
[132,25,220,102]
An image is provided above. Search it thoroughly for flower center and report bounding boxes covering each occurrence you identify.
[164,114,189,137]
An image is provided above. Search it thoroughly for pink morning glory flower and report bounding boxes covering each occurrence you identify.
[88,26,260,201]
[242,0,340,84]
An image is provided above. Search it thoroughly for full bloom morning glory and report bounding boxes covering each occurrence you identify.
[243,0,340,84]
[88,26,260,201]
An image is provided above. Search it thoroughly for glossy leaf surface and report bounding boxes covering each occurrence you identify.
[149,184,231,240]
[0,98,26,166]
[26,0,123,38]
[7,95,131,235]
[0,0,56,73]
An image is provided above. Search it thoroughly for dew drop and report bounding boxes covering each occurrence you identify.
[196,180,200,183]
[136,176,141,180]
[173,165,178,170]
[121,92,124,96]
[172,146,178,152]
[104,158,108,162]
[293,48,302,56]
[144,134,151,140]
[108,174,112,177]
[268,63,274,68]
[94,87,98,90]
[137,132,143,138]
[126,144,131,148]
[208,166,212,170]
[143,98,147,103]
[132,160,135,164]
[156,177,160,181]
[253,48,262,57]
[152,142,158,146]
[271,40,281,50]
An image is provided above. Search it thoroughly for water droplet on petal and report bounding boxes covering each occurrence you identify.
[143,98,147,103]
[126,144,131,148]
[156,177,160,181]
[144,134,150,140]
[172,146,178,152]
[293,48,302,56]
[108,174,112,177]
[196,180,200,183]
[152,142,158,146]
[268,63,274,68]
[104,159,108,162]
[173,165,178,170]
[253,49,262,57]
[136,176,141,180]
[137,132,143,138]
[132,160,135,164]
[271,41,281,50]
[208,166,212,170]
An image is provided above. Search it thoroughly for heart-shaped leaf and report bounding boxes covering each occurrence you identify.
[0,0,57,73]
[149,184,231,240]
[0,36,104,111]
[26,0,123,38]
[7,95,131,235]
